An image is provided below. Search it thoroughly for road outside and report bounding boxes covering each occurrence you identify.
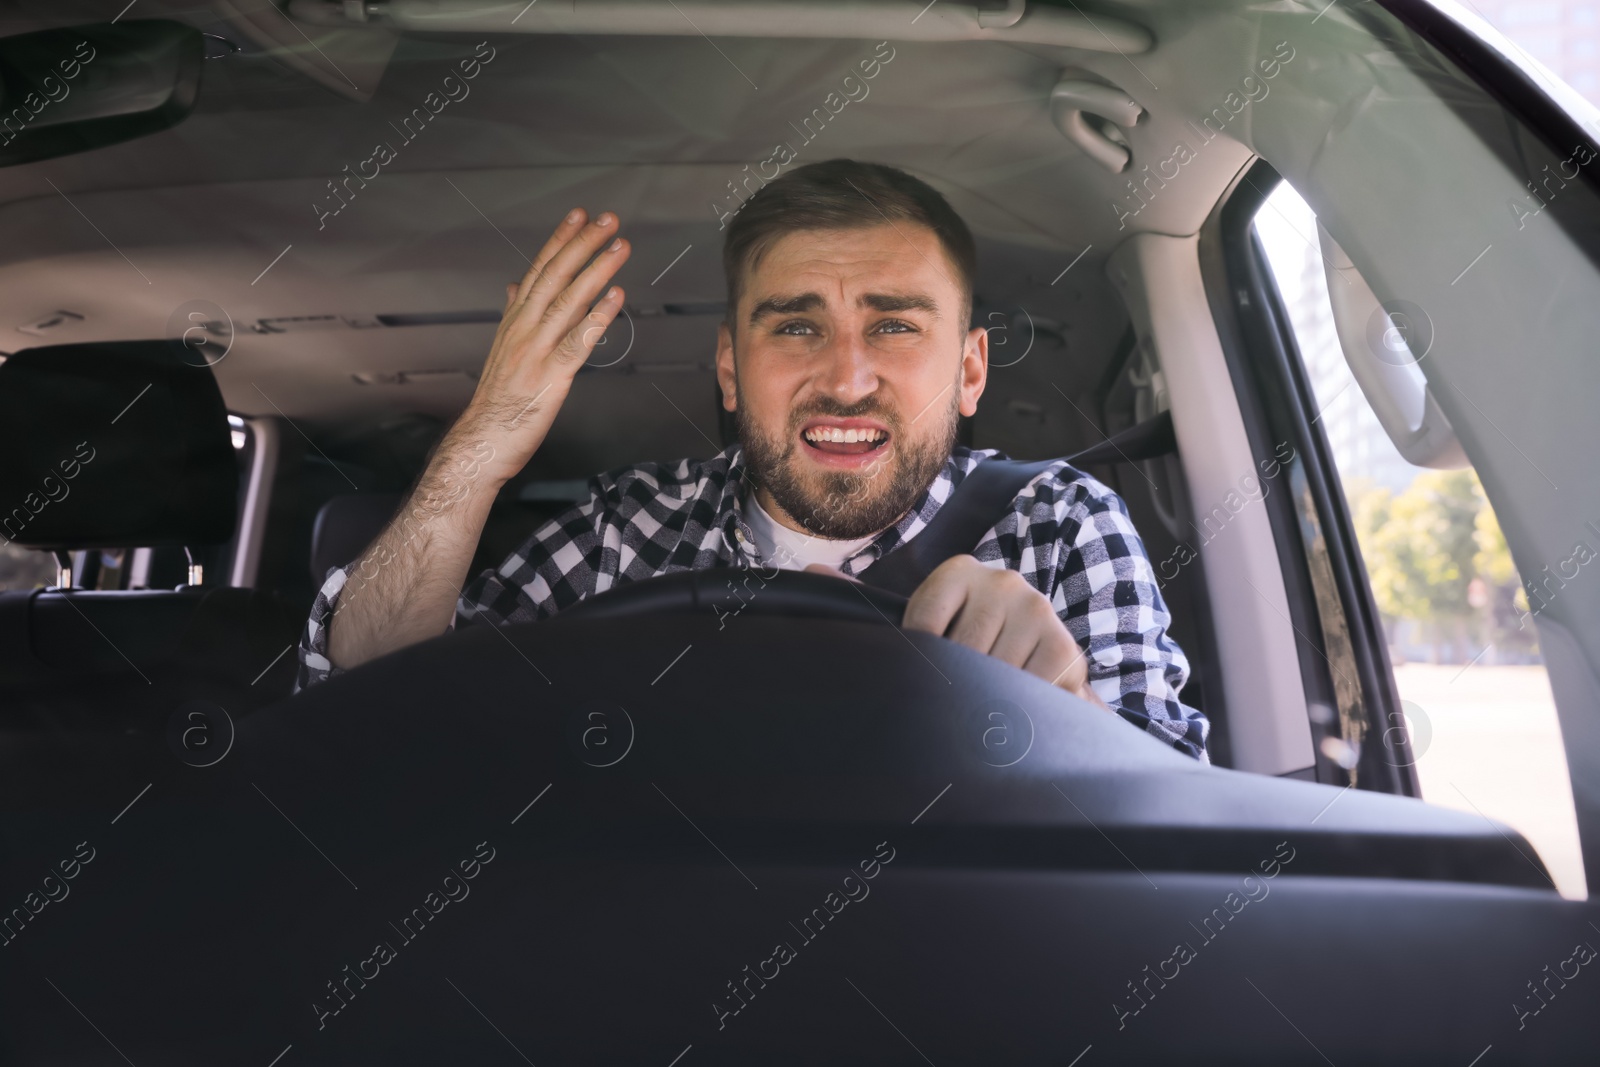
[1397,663,1586,900]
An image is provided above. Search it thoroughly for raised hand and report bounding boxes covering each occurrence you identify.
[324,207,630,672]
[451,207,632,486]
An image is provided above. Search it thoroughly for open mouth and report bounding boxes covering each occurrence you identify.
[800,419,892,458]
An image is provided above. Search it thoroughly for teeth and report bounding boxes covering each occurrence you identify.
[805,426,885,444]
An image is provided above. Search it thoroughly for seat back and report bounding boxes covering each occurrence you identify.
[309,492,403,586]
[0,340,298,726]
[310,490,581,590]
[0,339,237,549]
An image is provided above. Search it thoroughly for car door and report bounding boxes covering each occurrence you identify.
[1189,0,1600,892]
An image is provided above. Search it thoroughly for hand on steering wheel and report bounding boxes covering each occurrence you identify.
[806,557,1112,709]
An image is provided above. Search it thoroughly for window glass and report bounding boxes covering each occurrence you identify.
[1253,180,1586,900]
[0,541,56,591]
[1469,1,1600,109]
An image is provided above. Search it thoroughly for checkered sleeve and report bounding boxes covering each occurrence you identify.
[292,473,634,693]
[294,562,354,693]
[294,554,468,693]
[1049,473,1210,762]
[457,476,618,627]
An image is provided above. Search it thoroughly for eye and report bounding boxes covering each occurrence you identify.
[874,319,917,334]
[774,320,816,336]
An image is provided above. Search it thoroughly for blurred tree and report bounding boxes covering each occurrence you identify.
[1354,470,1482,662]
[1352,480,1405,655]
[1474,500,1515,588]
[1474,495,1537,659]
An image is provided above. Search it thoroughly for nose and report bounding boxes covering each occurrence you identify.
[814,328,879,407]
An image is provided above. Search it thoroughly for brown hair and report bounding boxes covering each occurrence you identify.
[721,158,977,336]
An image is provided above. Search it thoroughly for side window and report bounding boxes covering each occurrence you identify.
[1252,181,1586,900]
[0,540,56,591]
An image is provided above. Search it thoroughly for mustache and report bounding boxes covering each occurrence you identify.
[788,400,900,430]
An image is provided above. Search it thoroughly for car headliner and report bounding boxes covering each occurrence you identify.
[0,0,1254,474]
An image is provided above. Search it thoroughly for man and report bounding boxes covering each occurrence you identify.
[296,159,1208,762]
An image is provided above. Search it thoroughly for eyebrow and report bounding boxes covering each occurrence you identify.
[747,291,941,324]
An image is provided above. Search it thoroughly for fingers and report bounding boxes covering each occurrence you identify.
[514,210,620,314]
[905,557,1023,652]
[988,600,1046,668]
[496,210,624,360]
[519,234,631,357]
[901,555,978,636]
[513,207,589,307]
[1023,629,1088,691]
[1018,615,1109,707]
[906,555,1101,698]
[947,593,1008,657]
[947,570,1041,668]
[547,285,626,368]
[484,210,630,396]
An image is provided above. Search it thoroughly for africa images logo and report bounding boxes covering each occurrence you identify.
[312,41,497,231]
[0,37,96,148]
[710,41,897,230]
[1112,841,1297,1030]
[1111,40,1296,230]
[0,441,96,545]
[311,841,497,1030]
[712,840,896,1030]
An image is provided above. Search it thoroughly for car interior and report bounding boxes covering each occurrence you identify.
[2,1,1599,1063]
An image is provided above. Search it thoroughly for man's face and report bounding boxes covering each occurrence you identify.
[716,222,987,539]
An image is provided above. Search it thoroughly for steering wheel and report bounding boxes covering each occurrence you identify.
[556,565,913,626]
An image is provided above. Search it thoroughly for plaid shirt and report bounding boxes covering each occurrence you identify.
[296,443,1209,761]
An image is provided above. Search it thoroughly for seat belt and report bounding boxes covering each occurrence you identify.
[855,409,1175,598]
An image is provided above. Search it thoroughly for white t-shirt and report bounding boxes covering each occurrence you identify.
[743,492,878,572]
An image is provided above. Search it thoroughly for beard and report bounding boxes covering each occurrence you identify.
[736,383,962,540]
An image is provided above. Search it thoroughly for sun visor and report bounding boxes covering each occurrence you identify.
[0,339,238,550]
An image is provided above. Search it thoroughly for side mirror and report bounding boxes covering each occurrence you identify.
[0,19,203,168]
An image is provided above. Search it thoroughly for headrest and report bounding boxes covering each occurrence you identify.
[310,492,403,586]
[0,339,237,549]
